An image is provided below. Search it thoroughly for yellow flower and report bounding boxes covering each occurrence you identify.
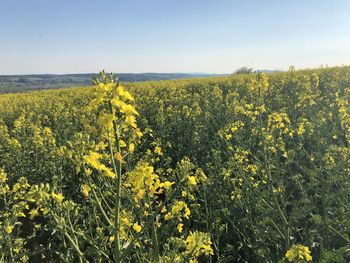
[285,244,312,262]
[109,235,115,243]
[40,207,49,215]
[184,206,191,219]
[122,91,134,101]
[84,151,103,169]
[304,253,312,261]
[116,86,134,101]
[177,223,184,233]
[297,124,305,135]
[125,115,137,128]
[97,113,115,130]
[133,128,143,138]
[103,167,115,179]
[114,152,123,162]
[185,231,214,257]
[96,227,103,234]
[160,181,174,190]
[119,140,127,148]
[0,168,8,184]
[133,223,142,233]
[29,208,40,220]
[154,146,163,155]
[85,168,93,176]
[84,151,115,179]
[121,214,132,227]
[116,85,125,96]
[120,104,139,116]
[5,225,14,234]
[17,212,26,218]
[286,250,294,261]
[52,192,64,203]
[164,201,191,221]
[81,184,91,197]
[111,97,126,109]
[187,176,197,187]
[129,143,135,153]
[126,163,160,201]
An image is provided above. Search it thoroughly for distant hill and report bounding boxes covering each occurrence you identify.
[0,73,224,93]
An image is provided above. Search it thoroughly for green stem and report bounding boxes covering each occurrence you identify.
[259,105,289,249]
[327,225,350,244]
[151,219,160,262]
[112,113,122,263]
[90,182,113,227]
[147,196,160,262]
[52,215,87,262]
[82,163,113,227]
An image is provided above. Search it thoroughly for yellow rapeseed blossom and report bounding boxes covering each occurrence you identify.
[97,113,115,131]
[81,184,91,197]
[125,115,137,128]
[40,207,49,215]
[126,163,161,201]
[29,208,40,220]
[187,176,197,187]
[160,181,174,190]
[132,223,142,233]
[133,128,143,138]
[119,140,127,148]
[164,201,191,221]
[84,151,115,179]
[52,192,64,203]
[185,231,214,257]
[154,146,163,155]
[177,223,184,233]
[285,244,312,262]
[128,143,135,153]
[5,225,14,234]
[0,168,8,184]
[84,151,103,168]
[120,104,139,116]
[297,123,305,135]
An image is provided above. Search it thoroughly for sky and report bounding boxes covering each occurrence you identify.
[1,0,350,74]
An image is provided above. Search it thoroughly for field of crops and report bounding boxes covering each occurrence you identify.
[0,66,349,262]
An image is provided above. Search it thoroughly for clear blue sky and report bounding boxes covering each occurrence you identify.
[1,0,350,74]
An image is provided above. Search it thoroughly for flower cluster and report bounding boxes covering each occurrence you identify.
[285,244,312,262]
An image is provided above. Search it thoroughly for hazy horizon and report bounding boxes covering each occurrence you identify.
[0,71,227,76]
[1,65,347,77]
[1,0,350,75]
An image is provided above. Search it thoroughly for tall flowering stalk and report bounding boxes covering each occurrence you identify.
[89,71,141,262]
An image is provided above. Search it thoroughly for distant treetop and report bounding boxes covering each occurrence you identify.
[233,67,254,75]
[233,67,254,74]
